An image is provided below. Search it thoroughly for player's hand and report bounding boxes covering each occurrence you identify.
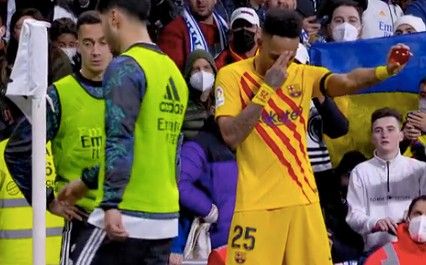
[203,204,219,223]
[105,209,128,240]
[407,111,426,132]
[168,253,183,265]
[57,179,88,206]
[386,44,412,75]
[264,51,293,89]
[48,198,84,221]
[372,218,397,235]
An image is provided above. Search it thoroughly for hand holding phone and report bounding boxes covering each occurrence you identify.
[389,47,412,66]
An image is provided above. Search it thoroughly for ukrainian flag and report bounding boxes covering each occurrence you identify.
[309,33,426,164]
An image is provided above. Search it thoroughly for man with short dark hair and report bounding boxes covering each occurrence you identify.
[157,0,228,70]
[85,0,188,264]
[215,8,411,265]
[346,107,426,256]
[215,7,260,69]
[5,10,113,264]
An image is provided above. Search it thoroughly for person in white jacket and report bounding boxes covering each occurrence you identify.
[361,0,403,39]
[346,107,426,256]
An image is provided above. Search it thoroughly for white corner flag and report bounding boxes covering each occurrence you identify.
[6,18,50,265]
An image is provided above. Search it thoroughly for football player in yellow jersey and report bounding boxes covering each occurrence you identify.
[214,8,411,265]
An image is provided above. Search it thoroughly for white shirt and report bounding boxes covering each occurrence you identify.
[88,208,178,239]
[307,101,332,172]
[346,151,426,251]
[361,0,403,39]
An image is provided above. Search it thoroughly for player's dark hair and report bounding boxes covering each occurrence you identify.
[96,0,151,22]
[371,107,403,127]
[77,11,102,31]
[263,8,302,38]
[325,0,363,25]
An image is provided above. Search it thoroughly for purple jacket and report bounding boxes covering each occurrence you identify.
[179,130,238,249]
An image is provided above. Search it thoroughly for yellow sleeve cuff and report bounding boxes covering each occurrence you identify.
[375,66,392,81]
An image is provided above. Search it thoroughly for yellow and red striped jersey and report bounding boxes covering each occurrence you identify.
[215,57,330,211]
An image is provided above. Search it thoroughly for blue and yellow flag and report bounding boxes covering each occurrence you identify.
[309,33,426,164]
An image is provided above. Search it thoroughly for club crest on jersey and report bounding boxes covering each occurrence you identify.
[287,84,302,98]
[234,251,247,264]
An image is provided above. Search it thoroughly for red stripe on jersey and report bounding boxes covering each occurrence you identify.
[244,72,313,177]
[244,72,307,132]
[268,99,309,159]
[243,72,260,88]
[240,75,255,99]
[255,124,311,202]
[244,72,314,188]
[261,108,316,193]
[276,90,307,131]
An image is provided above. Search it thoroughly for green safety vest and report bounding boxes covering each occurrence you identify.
[52,75,105,212]
[97,45,188,213]
[0,140,63,265]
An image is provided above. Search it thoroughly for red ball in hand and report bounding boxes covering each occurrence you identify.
[390,47,411,65]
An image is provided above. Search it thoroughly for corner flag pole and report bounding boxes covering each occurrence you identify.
[6,19,50,265]
[31,95,46,265]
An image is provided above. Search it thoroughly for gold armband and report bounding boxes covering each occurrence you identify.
[252,83,275,106]
[375,66,392,81]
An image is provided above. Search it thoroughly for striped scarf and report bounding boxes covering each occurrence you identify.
[182,7,228,58]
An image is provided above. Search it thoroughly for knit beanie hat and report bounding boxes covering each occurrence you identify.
[394,15,426,33]
[183,49,217,81]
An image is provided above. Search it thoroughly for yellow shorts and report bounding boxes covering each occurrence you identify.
[226,202,332,265]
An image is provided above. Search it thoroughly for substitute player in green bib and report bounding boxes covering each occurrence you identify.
[85,0,188,264]
[5,11,113,264]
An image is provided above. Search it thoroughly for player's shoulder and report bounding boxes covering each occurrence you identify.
[290,62,330,74]
[109,54,139,71]
[218,58,253,77]
[103,55,145,89]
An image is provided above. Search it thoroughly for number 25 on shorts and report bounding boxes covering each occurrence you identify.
[231,225,257,251]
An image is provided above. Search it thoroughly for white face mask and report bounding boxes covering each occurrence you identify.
[332,22,360,42]
[61,47,77,62]
[408,215,426,243]
[189,71,215,92]
[419,97,426,113]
